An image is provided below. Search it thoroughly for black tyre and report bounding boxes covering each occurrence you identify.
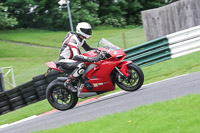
[46,75,60,84]
[116,63,144,92]
[37,90,46,97]
[33,79,47,88]
[0,100,9,108]
[0,92,8,102]
[21,86,35,94]
[46,70,61,77]
[0,92,6,97]
[33,74,45,81]
[22,91,37,99]
[46,80,78,111]
[25,95,39,104]
[6,87,20,98]
[13,105,25,110]
[19,80,33,88]
[8,92,21,99]
[39,95,46,100]
[12,100,25,109]
[0,105,11,115]
[36,84,47,92]
[9,96,23,104]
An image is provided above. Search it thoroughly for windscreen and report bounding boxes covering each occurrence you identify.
[98,38,120,50]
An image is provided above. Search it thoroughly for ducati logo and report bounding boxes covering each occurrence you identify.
[93,83,103,87]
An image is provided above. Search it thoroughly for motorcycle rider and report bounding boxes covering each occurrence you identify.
[59,22,101,92]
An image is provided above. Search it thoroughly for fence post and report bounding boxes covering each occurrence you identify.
[0,73,5,92]
[122,32,127,49]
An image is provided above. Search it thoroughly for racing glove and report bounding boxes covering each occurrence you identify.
[73,54,102,63]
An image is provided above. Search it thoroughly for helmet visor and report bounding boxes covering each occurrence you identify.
[80,28,92,35]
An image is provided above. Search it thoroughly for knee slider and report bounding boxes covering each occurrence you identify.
[77,62,86,69]
[77,63,86,75]
[77,68,85,75]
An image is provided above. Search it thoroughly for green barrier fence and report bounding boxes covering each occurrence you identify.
[124,36,171,67]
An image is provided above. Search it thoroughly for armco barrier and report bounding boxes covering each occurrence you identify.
[167,25,200,59]
[124,36,171,67]
[170,37,200,58]
[166,25,200,45]
[1,25,200,115]
[124,25,200,67]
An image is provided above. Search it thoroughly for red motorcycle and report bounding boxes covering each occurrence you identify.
[46,38,144,111]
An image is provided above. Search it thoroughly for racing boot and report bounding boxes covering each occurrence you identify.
[64,63,86,92]
[64,75,77,92]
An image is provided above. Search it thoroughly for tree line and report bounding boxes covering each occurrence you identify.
[0,0,166,30]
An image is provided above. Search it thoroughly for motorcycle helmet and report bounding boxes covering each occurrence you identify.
[76,22,92,39]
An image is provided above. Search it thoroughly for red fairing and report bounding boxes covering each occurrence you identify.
[46,61,63,72]
[81,60,120,92]
[82,50,98,57]
[79,43,129,92]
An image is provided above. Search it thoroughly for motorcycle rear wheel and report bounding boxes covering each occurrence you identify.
[116,63,144,92]
[46,80,78,111]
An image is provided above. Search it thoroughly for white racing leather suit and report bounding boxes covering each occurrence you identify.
[59,32,98,79]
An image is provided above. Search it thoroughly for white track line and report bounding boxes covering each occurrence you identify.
[0,115,38,129]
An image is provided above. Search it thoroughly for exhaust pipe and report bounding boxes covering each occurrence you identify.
[78,92,97,98]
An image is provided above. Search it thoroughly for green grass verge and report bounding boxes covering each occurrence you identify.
[33,93,200,133]
[0,100,54,126]
[0,41,59,88]
[0,29,64,47]
[0,51,200,126]
[0,26,145,49]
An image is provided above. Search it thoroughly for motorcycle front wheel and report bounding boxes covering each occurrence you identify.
[46,80,78,111]
[116,63,144,92]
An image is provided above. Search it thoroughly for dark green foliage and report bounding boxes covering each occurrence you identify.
[1,0,166,30]
[4,0,35,28]
[0,3,18,29]
[98,0,127,27]
[70,0,101,28]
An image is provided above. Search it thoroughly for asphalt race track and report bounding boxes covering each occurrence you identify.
[0,71,200,133]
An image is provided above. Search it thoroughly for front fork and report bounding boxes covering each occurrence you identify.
[114,67,128,81]
[116,61,132,77]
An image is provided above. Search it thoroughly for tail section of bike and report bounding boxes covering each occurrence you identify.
[46,61,63,72]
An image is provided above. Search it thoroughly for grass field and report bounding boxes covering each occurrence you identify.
[0,26,145,49]
[34,94,200,133]
[0,41,59,87]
